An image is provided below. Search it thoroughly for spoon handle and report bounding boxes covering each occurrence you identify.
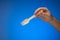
[28,15,36,21]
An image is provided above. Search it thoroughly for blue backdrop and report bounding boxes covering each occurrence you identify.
[0,0,60,40]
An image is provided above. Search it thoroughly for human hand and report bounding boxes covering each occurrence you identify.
[34,7,53,22]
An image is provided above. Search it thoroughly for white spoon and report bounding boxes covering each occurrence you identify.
[21,10,43,26]
[21,15,36,26]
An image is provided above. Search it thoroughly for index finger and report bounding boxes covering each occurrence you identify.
[34,7,48,15]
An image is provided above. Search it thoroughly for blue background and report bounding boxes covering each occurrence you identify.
[0,0,60,40]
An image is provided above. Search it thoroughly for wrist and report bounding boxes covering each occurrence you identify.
[48,17,55,24]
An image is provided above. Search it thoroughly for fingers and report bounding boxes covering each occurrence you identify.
[34,7,48,17]
[34,7,48,14]
[38,12,46,18]
[34,7,52,22]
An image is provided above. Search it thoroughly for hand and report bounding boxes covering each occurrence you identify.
[34,7,53,22]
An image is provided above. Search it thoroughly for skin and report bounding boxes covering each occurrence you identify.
[34,7,60,32]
